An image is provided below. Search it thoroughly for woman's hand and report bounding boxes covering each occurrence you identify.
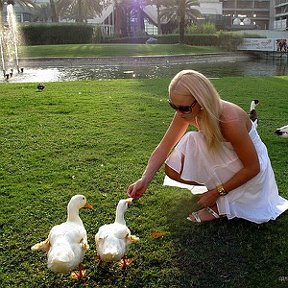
[127,177,149,199]
[197,189,219,208]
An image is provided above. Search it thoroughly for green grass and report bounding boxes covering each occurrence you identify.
[0,76,288,288]
[18,43,224,58]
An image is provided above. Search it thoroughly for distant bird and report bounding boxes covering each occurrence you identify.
[37,83,45,91]
[31,195,93,279]
[95,198,139,268]
[248,99,259,127]
[275,125,288,138]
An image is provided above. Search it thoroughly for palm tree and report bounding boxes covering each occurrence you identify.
[160,0,201,42]
[127,0,145,36]
[56,0,103,23]
[112,0,127,37]
[49,0,58,22]
[145,0,166,35]
[112,0,144,37]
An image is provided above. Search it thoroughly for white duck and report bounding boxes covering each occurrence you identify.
[275,125,288,138]
[95,198,139,268]
[248,99,260,128]
[31,194,92,279]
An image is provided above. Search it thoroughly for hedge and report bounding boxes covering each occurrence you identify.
[19,24,243,51]
[20,23,94,45]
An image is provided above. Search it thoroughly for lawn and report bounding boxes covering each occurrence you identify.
[0,76,288,287]
[18,43,224,58]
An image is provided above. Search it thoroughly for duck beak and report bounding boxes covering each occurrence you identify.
[126,198,133,207]
[84,201,93,209]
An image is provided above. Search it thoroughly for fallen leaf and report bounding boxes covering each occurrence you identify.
[151,231,166,239]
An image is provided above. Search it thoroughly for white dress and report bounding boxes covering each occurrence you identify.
[164,123,288,224]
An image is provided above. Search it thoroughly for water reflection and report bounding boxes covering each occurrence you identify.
[2,57,288,83]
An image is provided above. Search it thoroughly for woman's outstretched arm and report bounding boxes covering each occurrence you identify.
[127,113,189,199]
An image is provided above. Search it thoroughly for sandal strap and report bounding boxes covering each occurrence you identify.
[187,212,202,223]
[206,207,220,219]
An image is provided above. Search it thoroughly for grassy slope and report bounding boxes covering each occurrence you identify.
[0,77,288,287]
[18,44,224,58]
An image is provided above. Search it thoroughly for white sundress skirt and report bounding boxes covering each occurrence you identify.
[164,124,288,224]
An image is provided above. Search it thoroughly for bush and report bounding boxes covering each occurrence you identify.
[21,23,94,45]
[92,25,103,43]
[217,31,243,51]
[19,23,244,51]
[153,34,219,46]
[103,36,149,44]
[187,22,217,34]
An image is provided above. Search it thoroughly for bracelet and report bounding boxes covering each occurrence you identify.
[216,184,228,196]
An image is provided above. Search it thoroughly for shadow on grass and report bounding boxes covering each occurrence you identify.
[164,193,288,288]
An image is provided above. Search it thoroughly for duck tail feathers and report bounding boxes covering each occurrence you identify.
[47,246,74,273]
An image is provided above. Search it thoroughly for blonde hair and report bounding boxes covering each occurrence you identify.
[169,70,224,153]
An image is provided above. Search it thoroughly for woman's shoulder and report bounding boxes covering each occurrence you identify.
[220,101,249,123]
[220,101,251,138]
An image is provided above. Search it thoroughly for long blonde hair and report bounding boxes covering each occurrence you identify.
[169,70,224,153]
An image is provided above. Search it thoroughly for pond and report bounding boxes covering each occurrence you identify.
[2,56,288,83]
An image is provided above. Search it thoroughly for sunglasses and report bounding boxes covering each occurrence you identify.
[168,99,197,114]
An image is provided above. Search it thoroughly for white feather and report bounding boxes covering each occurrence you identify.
[95,198,139,263]
[275,125,288,138]
[31,194,92,275]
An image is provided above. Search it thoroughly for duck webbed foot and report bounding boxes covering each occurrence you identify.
[31,238,50,252]
[127,234,140,244]
[118,255,133,269]
[70,263,86,280]
[80,240,89,251]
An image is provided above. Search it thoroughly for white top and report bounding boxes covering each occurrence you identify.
[164,123,288,224]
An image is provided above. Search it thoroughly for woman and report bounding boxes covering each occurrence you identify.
[127,70,288,224]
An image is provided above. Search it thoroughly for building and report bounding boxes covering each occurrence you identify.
[222,0,270,30]
[274,0,288,30]
[1,1,35,23]
[4,0,288,33]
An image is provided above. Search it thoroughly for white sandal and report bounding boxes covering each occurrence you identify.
[187,207,220,222]
[206,207,220,219]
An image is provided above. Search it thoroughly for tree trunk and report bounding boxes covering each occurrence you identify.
[156,4,161,35]
[78,0,83,22]
[137,5,145,35]
[115,3,122,36]
[179,0,185,43]
[49,0,58,22]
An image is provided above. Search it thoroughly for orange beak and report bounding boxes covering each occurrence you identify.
[84,201,93,209]
[126,198,133,207]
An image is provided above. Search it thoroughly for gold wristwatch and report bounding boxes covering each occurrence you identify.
[216,184,227,196]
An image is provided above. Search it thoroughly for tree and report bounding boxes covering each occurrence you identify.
[49,0,58,22]
[145,0,166,35]
[108,0,165,37]
[112,0,127,37]
[160,0,201,42]
[112,0,144,37]
[56,0,103,23]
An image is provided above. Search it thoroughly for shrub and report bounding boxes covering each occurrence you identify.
[217,31,243,51]
[92,25,103,43]
[103,36,149,44]
[21,23,94,45]
[187,22,217,34]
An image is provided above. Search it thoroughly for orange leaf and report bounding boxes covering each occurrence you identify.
[151,231,166,239]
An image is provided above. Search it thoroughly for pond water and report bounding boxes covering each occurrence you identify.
[2,57,288,83]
